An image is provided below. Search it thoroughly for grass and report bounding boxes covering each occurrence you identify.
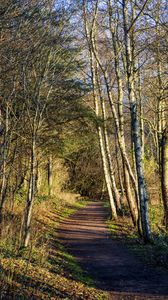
[107,201,168,270]
[0,193,107,299]
[55,243,94,286]
[3,194,167,299]
[59,199,89,220]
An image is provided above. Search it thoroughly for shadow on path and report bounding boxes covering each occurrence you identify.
[59,202,168,299]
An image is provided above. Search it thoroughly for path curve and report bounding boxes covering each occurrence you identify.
[59,202,168,299]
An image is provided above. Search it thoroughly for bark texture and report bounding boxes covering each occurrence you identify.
[122,0,151,242]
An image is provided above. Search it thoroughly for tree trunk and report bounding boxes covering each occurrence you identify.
[122,0,151,242]
[96,67,122,211]
[104,122,122,211]
[116,142,125,200]
[83,2,117,219]
[48,155,53,196]
[23,135,36,247]
[161,116,168,228]
[98,126,117,219]
[91,28,138,226]
[138,69,145,161]
[108,9,138,217]
[0,105,9,227]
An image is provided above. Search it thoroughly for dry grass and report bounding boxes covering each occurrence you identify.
[0,193,107,300]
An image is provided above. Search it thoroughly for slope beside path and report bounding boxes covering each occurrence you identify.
[59,201,168,299]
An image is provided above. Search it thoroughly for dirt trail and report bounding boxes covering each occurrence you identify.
[59,202,168,299]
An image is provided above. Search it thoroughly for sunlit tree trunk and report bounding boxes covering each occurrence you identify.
[161,125,168,229]
[138,69,145,161]
[83,0,117,218]
[91,27,138,226]
[115,139,125,200]
[98,127,117,219]
[122,0,151,242]
[95,67,122,211]
[101,95,122,211]
[23,134,36,247]
[108,0,139,219]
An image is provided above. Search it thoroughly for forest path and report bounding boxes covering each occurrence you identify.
[59,201,168,299]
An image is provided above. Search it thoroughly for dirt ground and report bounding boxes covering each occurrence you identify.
[59,201,168,300]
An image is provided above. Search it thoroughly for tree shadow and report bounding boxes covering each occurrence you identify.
[58,202,168,296]
[0,264,71,300]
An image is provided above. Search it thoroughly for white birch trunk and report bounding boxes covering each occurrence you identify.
[82,2,117,218]
[161,124,168,229]
[23,135,36,247]
[138,69,145,161]
[98,126,117,219]
[122,0,151,242]
[101,93,122,211]
[95,64,122,211]
[91,29,138,225]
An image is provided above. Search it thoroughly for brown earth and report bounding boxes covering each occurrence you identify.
[59,201,168,300]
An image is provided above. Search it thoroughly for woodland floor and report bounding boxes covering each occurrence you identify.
[59,201,168,300]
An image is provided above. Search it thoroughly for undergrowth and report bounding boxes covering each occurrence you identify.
[0,194,106,300]
[107,202,168,270]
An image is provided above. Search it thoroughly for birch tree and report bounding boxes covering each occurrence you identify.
[82,0,117,218]
[86,0,139,226]
[122,0,151,242]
